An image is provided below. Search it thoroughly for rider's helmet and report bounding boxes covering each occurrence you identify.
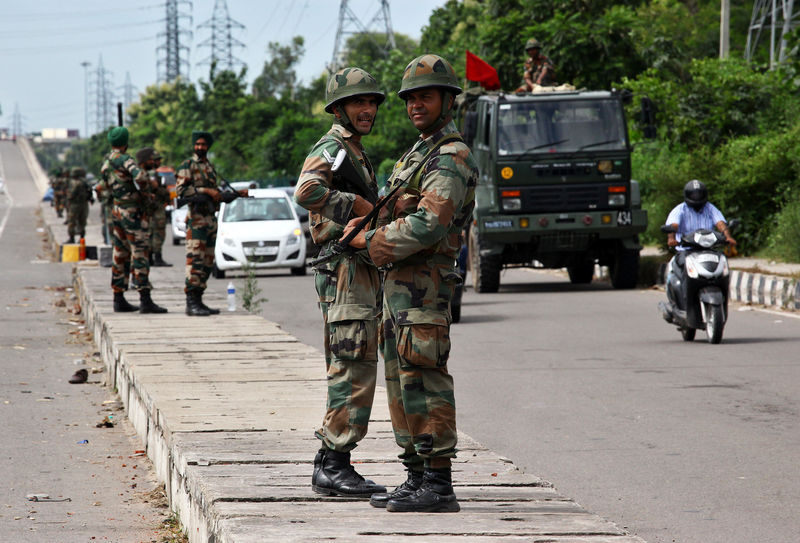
[684,179,708,211]
[324,67,385,114]
[525,38,542,52]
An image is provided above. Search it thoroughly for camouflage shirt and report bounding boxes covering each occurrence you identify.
[524,54,556,86]
[295,123,376,245]
[365,120,477,267]
[99,149,152,208]
[176,153,218,213]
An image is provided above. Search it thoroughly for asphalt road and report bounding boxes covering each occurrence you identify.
[159,240,800,543]
[0,141,172,542]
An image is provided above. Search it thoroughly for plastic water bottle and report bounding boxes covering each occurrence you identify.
[227,282,236,311]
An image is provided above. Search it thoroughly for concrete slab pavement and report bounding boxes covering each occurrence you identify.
[39,200,647,541]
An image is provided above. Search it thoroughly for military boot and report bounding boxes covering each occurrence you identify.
[66,235,75,244]
[312,450,386,498]
[369,468,423,508]
[152,252,173,267]
[185,292,210,317]
[385,468,459,513]
[197,293,220,315]
[311,449,327,488]
[113,292,139,313]
[139,290,168,314]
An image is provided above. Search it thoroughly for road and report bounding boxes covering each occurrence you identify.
[160,238,800,543]
[0,141,174,542]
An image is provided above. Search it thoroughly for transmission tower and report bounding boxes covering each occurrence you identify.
[330,0,396,72]
[91,55,116,133]
[119,72,138,125]
[745,0,799,68]
[157,0,193,82]
[12,103,23,137]
[196,0,246,72]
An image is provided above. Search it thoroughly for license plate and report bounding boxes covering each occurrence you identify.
[254,246,278,256]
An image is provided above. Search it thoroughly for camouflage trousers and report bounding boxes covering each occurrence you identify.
[381,258,459,470]
[67,201,88,238]
[184,210,217,294]
[150,208,167,253]
[54,191,67,216]
[314,253,381,452]
[111,205,151,293]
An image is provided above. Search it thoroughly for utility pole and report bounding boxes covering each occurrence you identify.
[157,0,193,82]
[329,0,396,72]
[720,0,730,59]
[81,61,90,138]
[12,103,23,138]
[196,0,246,72]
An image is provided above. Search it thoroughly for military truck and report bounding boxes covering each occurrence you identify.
[457,88,648,292]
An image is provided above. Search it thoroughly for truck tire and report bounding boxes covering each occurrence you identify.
[469,228,501,293]
[610,248,639,289]
[567,260,594,284]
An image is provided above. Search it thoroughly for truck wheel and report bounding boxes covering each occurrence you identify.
[567,261,594,284]
[610,248,640,289]
[469,228,501,293]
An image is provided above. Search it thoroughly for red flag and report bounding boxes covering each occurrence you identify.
[465,50,501,90]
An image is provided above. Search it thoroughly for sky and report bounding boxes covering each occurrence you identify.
[0,0,447,137]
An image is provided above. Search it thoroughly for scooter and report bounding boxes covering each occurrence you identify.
[658,226,730,344]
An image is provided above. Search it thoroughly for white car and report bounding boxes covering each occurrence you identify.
[213,188,307,278]
[170,202,188,244]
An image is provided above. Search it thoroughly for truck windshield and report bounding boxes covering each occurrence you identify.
[497,99,627,155]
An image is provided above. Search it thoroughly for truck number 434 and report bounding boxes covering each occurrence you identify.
[617,211,632,226]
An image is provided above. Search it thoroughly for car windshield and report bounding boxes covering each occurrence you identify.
[222,196,294,222]
[497,99,627,155]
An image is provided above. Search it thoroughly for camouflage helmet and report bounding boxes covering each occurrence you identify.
[525,38,542,51]
[71,166,86,178]
[324,67,385,114]
[398,54,462,99]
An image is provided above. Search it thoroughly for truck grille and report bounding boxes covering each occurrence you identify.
[504,183,615,213]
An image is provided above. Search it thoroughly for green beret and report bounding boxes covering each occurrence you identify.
[192,130,214,147]
[107,126,129,147]
[135,147,155,164]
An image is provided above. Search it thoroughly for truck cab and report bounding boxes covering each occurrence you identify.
[458,88,647,291]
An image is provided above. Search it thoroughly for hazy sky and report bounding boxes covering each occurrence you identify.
[0,0,447,136]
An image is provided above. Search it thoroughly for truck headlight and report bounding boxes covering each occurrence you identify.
[502,198,521,211]
[608,194,626,206]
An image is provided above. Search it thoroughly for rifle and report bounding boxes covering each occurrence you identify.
[175,177,250,209]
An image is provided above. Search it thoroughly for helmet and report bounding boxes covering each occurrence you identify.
[324,67,385,114]
[525,38,542,51]
[71,166,86,178]
[683,179,708,211]
[398,54,462,99]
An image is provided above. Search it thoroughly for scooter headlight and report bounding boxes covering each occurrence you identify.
[685,255,699,279]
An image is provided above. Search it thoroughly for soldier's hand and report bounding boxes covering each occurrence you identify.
[341,217,368,249]
[351,195,374,218]
[206,188,222,203]
[237,189,249,198]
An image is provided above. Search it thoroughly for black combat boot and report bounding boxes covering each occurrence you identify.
[312,450,387,498]
[152,252,173,267]
[66,235,75,244]
[369,468,423,508]
[185,292,210,316]
[385,468,460,513]
[113,291,139,313]
[139,289,168,314]
[311,449,327,488]
[197,293,220,315]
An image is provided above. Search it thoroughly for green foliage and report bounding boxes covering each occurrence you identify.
[240,263,268,313]
[253,37,305,100]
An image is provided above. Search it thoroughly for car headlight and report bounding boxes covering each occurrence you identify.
[223,237,236,247]
[287,228,302,245]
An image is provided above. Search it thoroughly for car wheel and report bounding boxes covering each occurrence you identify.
[290,265,307,276]
[213,264,225,279]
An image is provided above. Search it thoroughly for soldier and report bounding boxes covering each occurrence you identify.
[518,38,556,91]
[53,167,69,220]
[294,67,387,498]
[100,128,168,314]
[65,166,92,243]
[176,131,246,316]
[341,54,478,513]
[149,150,172,267]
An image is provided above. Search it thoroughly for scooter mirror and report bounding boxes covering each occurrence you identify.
[660,224,677,234]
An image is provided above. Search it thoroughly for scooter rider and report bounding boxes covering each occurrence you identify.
[666,180,736,250]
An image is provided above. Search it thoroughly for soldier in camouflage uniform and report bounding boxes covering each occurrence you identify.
[53,168,69,220]
[342,54,478,513]
[100,128,168,314]
[519,38,556,91]
[149,150,172,267]
[294,67,387,498]
[65,166,93,243]
[177,131,246,316]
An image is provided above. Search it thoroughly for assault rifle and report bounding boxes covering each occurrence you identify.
[175,176,250,210]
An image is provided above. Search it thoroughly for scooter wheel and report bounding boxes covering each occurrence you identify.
[680,327,696,342]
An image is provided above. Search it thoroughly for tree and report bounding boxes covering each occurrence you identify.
[252,37,305,100]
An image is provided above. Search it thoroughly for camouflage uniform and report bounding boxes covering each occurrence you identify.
[176,147,219,295]
[296,124,382,452]
[100,149,154,293]
[53,171,69,218]
[522,39,556,89]
[149,170,170,256]
[367,121,477,472]
[94,164,114,245]
[66,167,91,240]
